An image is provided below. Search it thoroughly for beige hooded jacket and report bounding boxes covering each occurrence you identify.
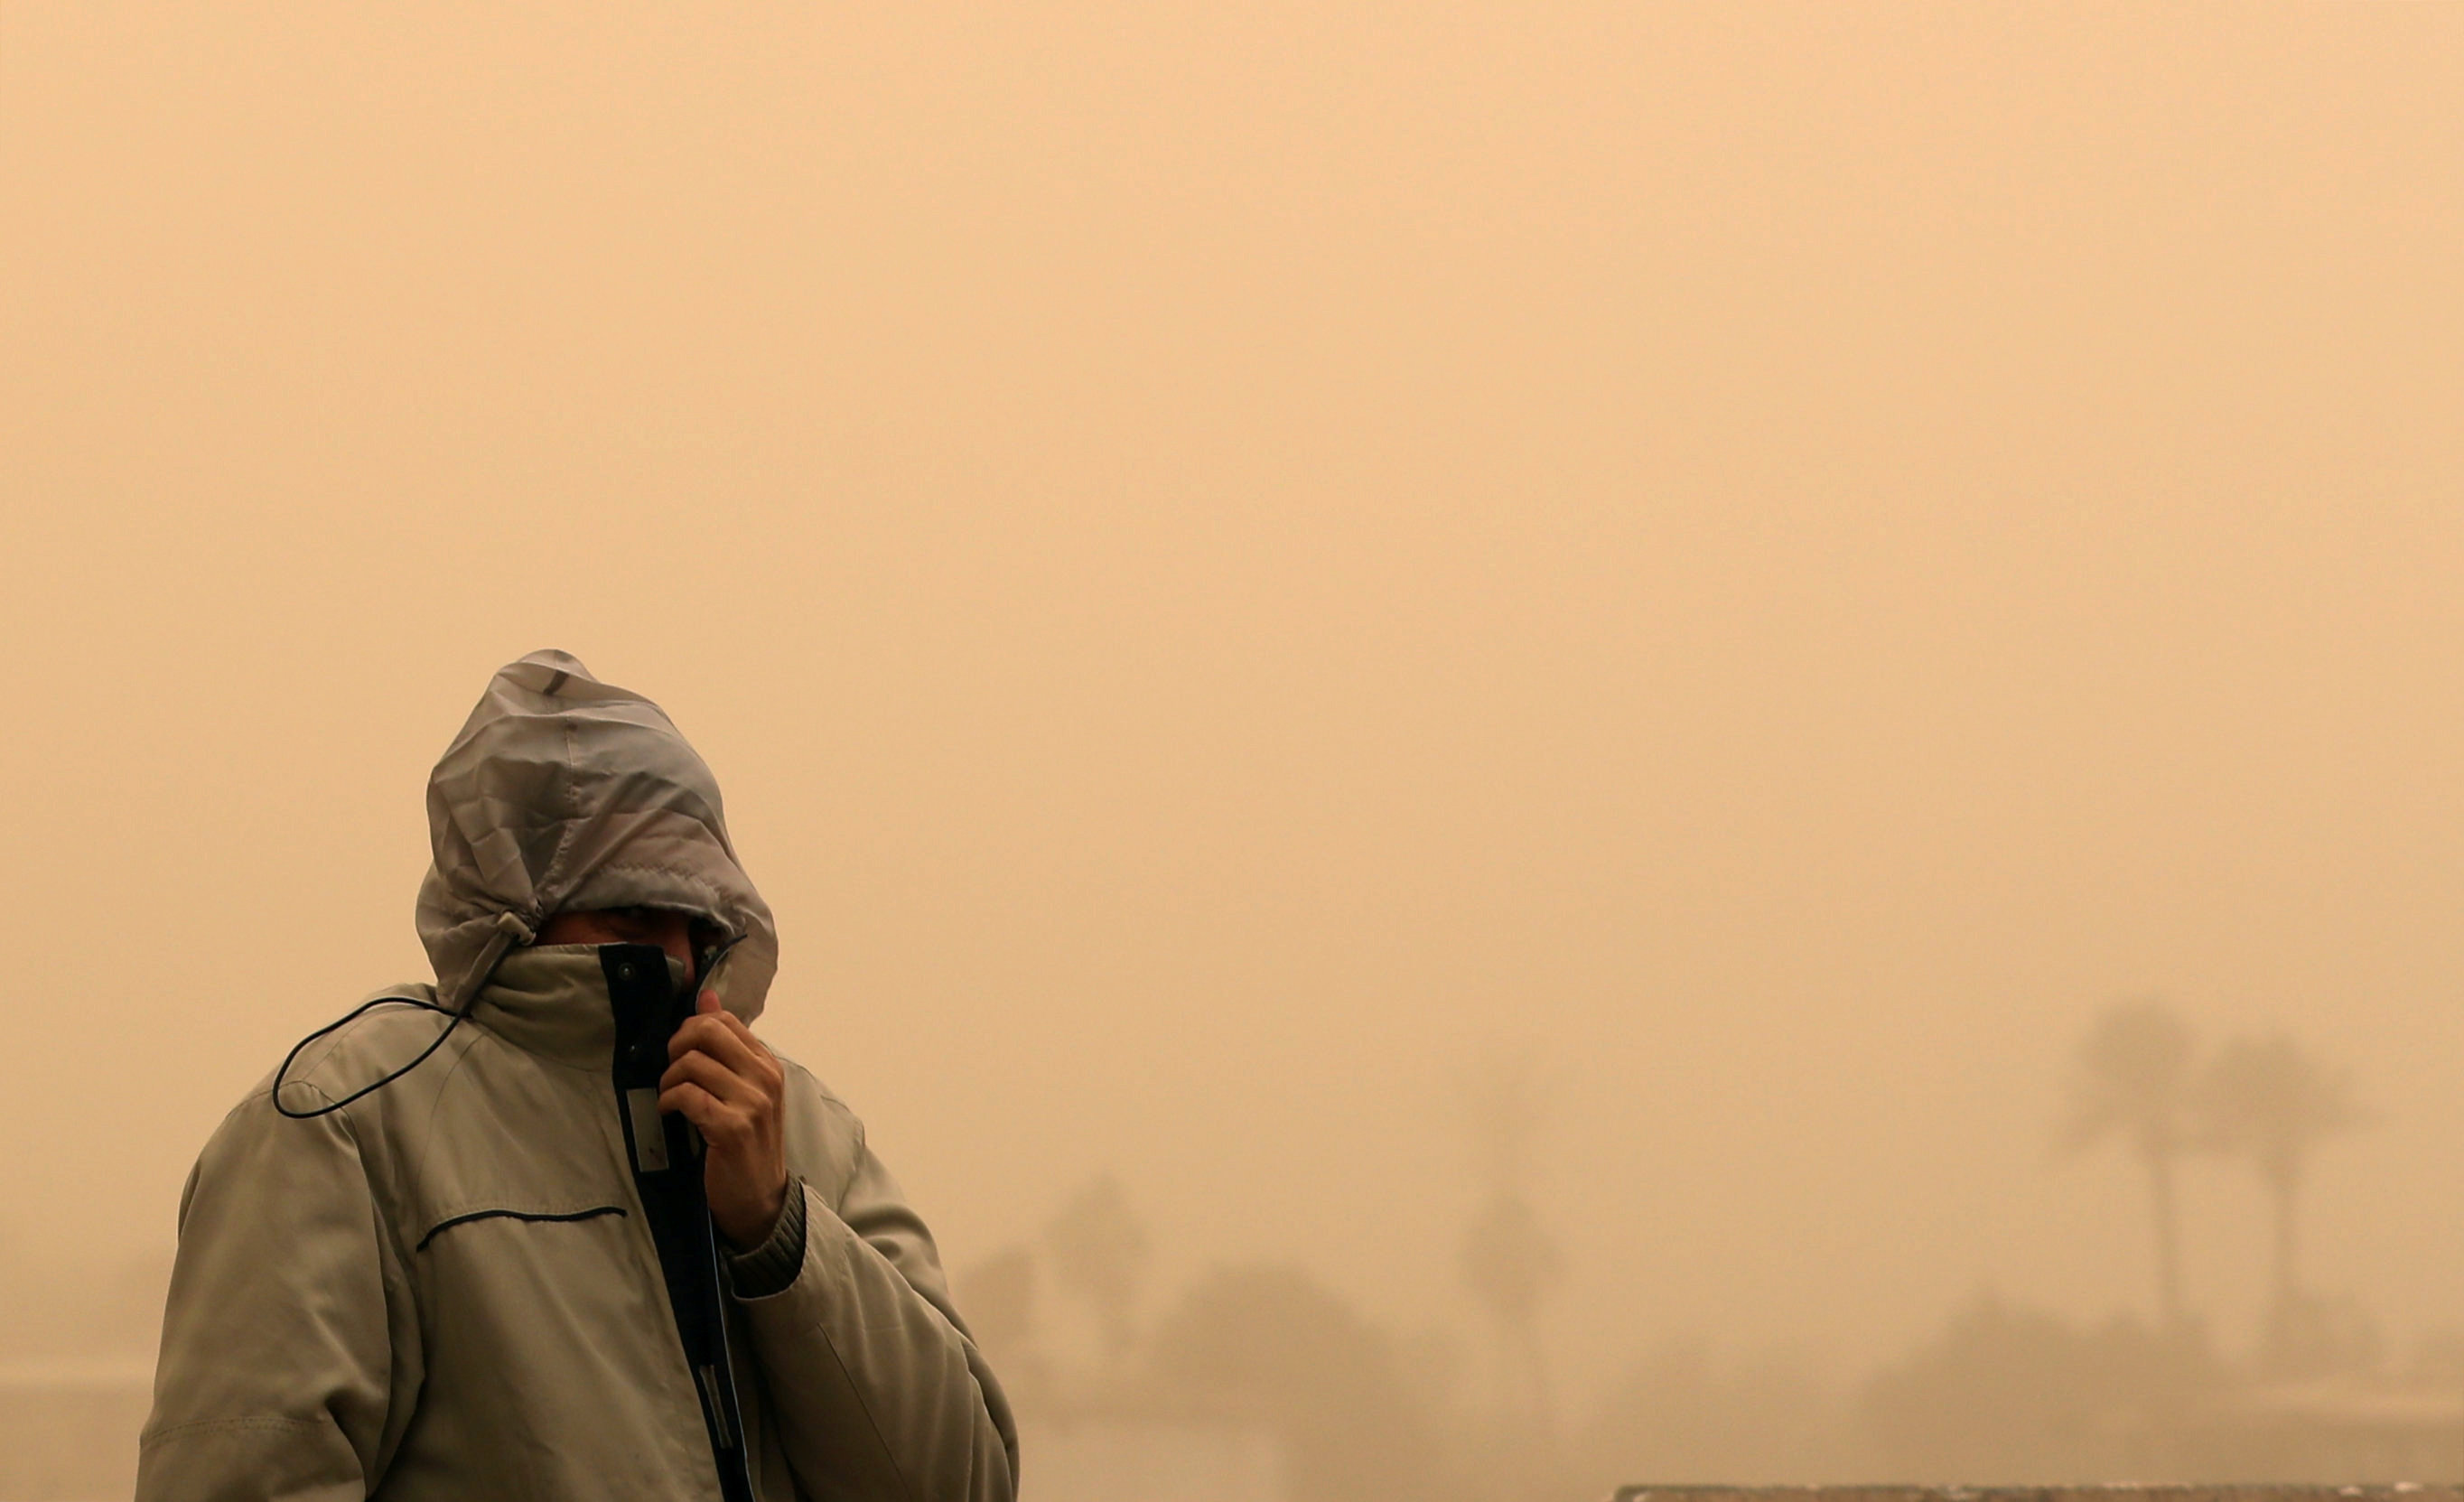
[138,651,1018,1502]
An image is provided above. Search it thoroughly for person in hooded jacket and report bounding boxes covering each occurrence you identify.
[137,651,1019,1502]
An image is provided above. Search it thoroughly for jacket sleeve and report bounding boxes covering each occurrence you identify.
[136,1089,416,1501]
[736,1133,1019,1502]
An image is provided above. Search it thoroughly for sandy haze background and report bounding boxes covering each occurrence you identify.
[4,2,2462,1491]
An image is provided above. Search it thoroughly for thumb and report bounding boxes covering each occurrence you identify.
[697,987,722,1016]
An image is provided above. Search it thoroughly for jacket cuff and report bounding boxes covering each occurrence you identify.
[726,1176,809,1300]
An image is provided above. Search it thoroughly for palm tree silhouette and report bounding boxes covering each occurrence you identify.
[1459,1187,1563,1420]
[1044,1172,1152,1376]
[2058,1000,2197,1327]
[2191,1032,2363,1321]
[1454,1051,1563,1426]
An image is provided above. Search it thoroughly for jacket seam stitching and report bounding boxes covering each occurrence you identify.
[405,1023,491,1198]
[813,1313,926,1502]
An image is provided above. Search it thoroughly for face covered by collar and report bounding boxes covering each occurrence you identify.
[415,649,780,1020]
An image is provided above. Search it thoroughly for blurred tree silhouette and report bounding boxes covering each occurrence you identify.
[2058,999,2198,1327]
[2192,1032,2365,1364]
[1141,1262,1469,1502]
[1859,1290,2221,1481]
[1044,1172,1152,1374]
[954,1245,1039,1358]
[1576,1338,1851,1487]
[950,1245,1047,1404]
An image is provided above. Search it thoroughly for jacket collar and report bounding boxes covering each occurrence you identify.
[468,946,689,1068]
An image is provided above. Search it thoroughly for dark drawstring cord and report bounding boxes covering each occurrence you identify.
[273,911,533,1120]
[273,996,464,1120]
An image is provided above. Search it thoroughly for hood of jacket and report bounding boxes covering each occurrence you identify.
[415,648,779,1019]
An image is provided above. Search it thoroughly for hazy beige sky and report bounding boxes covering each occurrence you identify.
[5,2,2461,1405]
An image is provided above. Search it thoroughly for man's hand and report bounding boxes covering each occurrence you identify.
[660,989,789,1251]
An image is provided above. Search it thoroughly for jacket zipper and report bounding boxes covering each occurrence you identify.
[607,942,761,1502]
